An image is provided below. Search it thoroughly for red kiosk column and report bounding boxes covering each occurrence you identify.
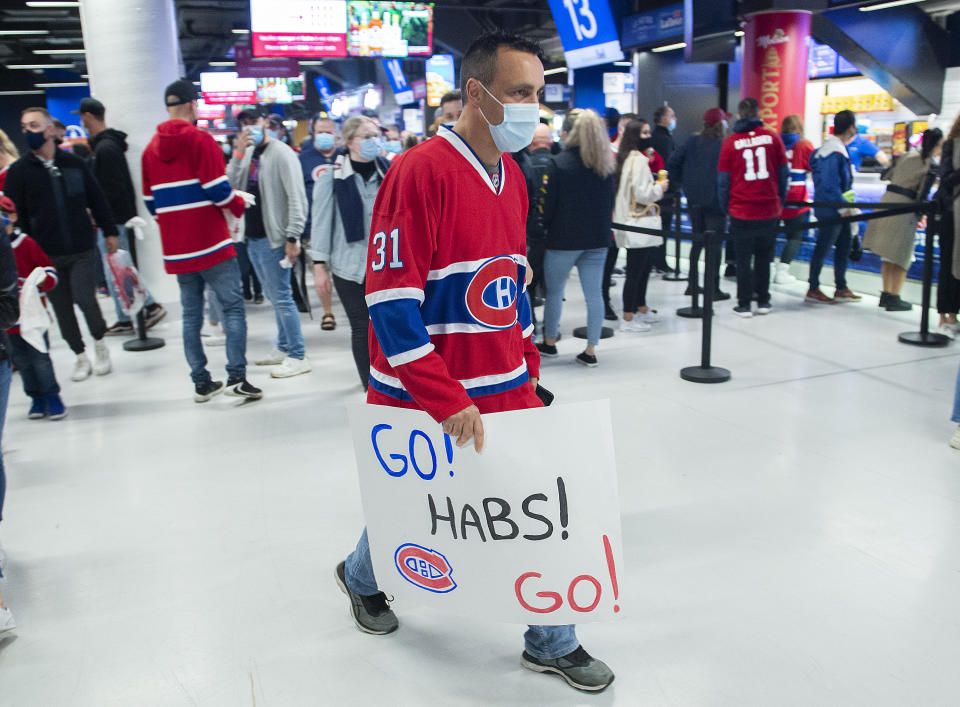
[741,10,811,132]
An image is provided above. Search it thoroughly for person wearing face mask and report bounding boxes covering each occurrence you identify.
[4,106,117,381]
[382,124,403,158]
[806,110,863,305]
[863,128,943,318]
[309,116,390,390]
[774,115,815,285]
[650,104,678,274]
[299,113,342,330]
[668,108,731,302]
[334,30,614,693]
[141,79,261,402]
[227,109,311,379]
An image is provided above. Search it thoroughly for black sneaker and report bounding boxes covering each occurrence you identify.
[878,291,892,308]
[733,304,753,318]
[711,290,731,301]
[536,342,558,357]
[225,378,263,400]
[576,352,598,367]
[104,321,134,336]
[885,295,913,312]
[521,646,615,693]
[335,561,398,635]
[194,380,225,403]
[253,294,264,305]
[603,303,618,321]
[756,301,772,315]
[144,304,167,329]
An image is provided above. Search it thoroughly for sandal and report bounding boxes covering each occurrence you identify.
[321,313,336,331]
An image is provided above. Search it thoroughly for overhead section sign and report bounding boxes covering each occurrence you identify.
[547,0,624,70]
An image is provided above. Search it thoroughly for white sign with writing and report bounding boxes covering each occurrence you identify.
[348,400,624,624]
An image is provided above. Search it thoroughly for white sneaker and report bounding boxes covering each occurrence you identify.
[951,425,960,451]
[636,310,661,324]
[205,335,226,347]
[773,261,797,284]
[255,349,285,366]
[937,325,956,340]
[620,318,651,333]
[93,339,112,376]
[201,323,223,338]
[0,606,15,635]
[270,356,312,378]
[71,354,92,381]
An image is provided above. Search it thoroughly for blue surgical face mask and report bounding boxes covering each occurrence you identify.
[359,137,381,160]
[266,128,280,141]
[314,132,335,151]
[668,119,677,132]
[249,126,264,146]
[384,139,402,154]
[477,82,541,154]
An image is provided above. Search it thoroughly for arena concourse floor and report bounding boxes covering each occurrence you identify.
[2,262,958,706]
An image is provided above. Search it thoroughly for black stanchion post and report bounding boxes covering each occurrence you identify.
[121,230,165,353]
[662,197,685,282]
[681,230,730,383]
[898,207,950,348]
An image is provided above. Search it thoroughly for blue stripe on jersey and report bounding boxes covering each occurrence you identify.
[467,370,529,398]
[144,195,156,215]
[202,178,233,205]
[368,298,432,360]
[369,376,416,401]
[517,284,533,332]
[152,182,209,211]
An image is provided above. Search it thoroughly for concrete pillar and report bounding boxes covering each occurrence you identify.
[79,0,182,301]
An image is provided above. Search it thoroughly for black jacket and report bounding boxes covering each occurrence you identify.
[651,124,678,199]
[4,149,117,257]
[936,139,959,212]
[521,147,554,243]
[0,230,19,360]
[542,146,615,251]
[669,134,724,212]
[88,128,138,223]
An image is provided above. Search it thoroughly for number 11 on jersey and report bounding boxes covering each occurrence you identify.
[742,147,769,181]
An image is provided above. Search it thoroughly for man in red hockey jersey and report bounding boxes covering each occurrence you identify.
[141,80,261,402]
[333,31,615,693]
[717,98,790,317]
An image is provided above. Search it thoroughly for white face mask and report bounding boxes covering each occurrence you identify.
[477,82,541,154]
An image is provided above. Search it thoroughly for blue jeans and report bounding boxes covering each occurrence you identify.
[98,226,157,324]
[235,241,262,298]
[176,258,247,384]
[543,248,606,347]
[808,220,851,291]
[6,332,59,398]
[952,363,960,424]
[246,238,305,360]
[0,359,11,526]
[345,528,580,660]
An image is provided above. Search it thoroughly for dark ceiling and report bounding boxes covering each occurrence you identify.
[0,0,565,92]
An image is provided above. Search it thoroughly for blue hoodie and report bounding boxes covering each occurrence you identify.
[809,135,853,219]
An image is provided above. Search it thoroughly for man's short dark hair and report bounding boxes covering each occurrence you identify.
[738,98,759,119]
[235,109,262,126]
[52,119,66,131]
[653,105,672,125]
[440,90,461,107]
[459,31,543,98]
[834,110,856,136]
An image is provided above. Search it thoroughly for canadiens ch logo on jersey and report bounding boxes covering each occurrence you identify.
[395,543,457,593]
[465,256,520,330]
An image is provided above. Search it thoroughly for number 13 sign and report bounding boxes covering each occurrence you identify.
[547,0,624,70]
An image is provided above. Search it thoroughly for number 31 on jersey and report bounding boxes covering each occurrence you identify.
[371,227,404,271]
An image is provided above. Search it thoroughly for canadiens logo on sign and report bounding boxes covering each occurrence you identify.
[465,256,519,329]
[395,543,457,593]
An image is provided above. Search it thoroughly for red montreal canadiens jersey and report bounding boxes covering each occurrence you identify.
[718,126,788,221]
[781,139,814,220]
[365,125,541,423]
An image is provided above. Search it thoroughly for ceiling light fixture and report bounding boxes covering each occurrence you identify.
[0,90,46,95]
[543,67,568,76]
[859,0,925,10]
[25,1,80,6]
[734,30,745,37]
[0,29,50,35]
[32,48,86,54]
[34,81,88,87]
[209,61,236,66]
[231,29,250,34]
[651,42,686,53]
[613,61,632,66]
[8,63,74,69]
[300,61,324,65]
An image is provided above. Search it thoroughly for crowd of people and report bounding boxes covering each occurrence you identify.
[0,27,958,682]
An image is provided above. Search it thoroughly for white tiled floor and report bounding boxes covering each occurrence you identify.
[2,265,959,706]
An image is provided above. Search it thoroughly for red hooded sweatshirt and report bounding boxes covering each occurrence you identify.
[141,120,246,274]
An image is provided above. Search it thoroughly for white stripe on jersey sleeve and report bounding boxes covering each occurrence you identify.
[365,287,425,306]
[385,342,435,367]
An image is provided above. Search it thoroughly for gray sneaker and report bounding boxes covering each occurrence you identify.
[521,646,615,692]
[335,561,398,635]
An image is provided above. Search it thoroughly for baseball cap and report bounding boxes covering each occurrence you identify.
[72,97,105,117]
[0,196,16,213]
[703,108,732,126]
[267,113,284,127]
[164,79,198,107]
